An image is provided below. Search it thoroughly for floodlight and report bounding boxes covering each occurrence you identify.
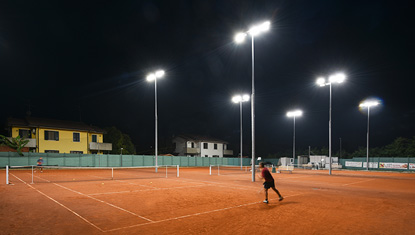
[146,73,156,82]
[234,32,247,43]
[155,70,165,78]
[248,21,271,36]
[329,73,346,83]
[260,21,271,31]
[360,100,380,108]
[232,95,242,103]
[248,25,261,36]
[287,110,303,117]
[316,77,326,86]
[242,94,250,101]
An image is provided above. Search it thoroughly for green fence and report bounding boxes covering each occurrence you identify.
[339,157,415,171]
[0,152,253,168]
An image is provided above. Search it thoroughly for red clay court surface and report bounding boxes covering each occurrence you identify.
[1,167,415,235]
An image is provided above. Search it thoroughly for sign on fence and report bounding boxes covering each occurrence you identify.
[379,162,408,169]
[363,162,378,168]
[409,163,415,170]
[345,161,362,167]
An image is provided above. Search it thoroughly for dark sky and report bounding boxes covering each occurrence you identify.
[1,0,414,156]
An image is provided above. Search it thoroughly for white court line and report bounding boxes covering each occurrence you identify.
[88,184,208,196]
[106,192,307,232]
[10,174,104,232]
[342,179,375,186]
[53,183,153,222]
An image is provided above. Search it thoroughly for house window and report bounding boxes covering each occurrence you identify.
[45,150,59,153]
[45,131,59,141]
[205,155,208,157]
[191,142,195,148]
[213,155,219,158]
[214,144,217,150]
[73,133,80,142]
[203,143,208,149]
[19,129,31,138]
[70,151,83,154]
[92,134,97,142]
[223,144,227,150]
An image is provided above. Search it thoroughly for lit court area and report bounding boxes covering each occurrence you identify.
[1,166,415,234]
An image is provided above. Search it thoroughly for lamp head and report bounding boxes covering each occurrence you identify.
[234,32,247,43]
[146,73,156,82]
[316,77,326,87]
[287,110,303,117]
[329,73,346,84]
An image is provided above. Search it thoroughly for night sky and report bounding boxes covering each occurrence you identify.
[1,0,414,156]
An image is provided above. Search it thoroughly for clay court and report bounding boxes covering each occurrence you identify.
[1,167,415,235]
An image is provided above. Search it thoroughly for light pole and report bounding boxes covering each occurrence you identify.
[147,70,165,172]
[359,99,380,171]
[120,147,123,167]
[316,72,346,175]
[235,21,270,182]
[232,94,250,170]
[287,110,303,165]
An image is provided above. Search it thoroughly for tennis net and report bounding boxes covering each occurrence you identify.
[209,165,260,175]
[6,165,179,184]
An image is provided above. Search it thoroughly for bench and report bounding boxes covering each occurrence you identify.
[277,165,294,173]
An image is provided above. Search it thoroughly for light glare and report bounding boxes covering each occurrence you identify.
[260,21,270,31]
[287,110,303,117]
[232,94,250,103]
[234,32,246,43]
[359,100,380,108]
[316,77,326,86]
[155,70,165,78]
[242,94,250,101]
[329,73,346,83]
[232,95,242,103]
[146,73,156,82]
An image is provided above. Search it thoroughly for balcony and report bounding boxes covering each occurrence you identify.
[223,149,233,156]
[185,147,200,154]
[89,142,112,151]
[7,137,37,148]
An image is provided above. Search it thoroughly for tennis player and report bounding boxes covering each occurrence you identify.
[258,162,283,204]
[37,157,43,172]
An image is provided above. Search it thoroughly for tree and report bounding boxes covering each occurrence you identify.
[0,135,29,156]
[104,127,136,155]
[383,137,415,157]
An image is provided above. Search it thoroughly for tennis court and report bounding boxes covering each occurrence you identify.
[1,167,415,234]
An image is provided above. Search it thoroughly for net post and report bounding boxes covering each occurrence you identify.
[165,165,167,178]
[218,165,220,176]
[6,165,9,185]
[31,165,34,184]
[177,165,179,177]
[209,165,212,175]
[111,168,114,180]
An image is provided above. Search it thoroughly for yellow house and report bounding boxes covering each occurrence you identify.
[6,117,112,154]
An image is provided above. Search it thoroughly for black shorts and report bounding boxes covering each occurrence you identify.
[263,181,275,189]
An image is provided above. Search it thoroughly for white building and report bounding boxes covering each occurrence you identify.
[172,135,233,157]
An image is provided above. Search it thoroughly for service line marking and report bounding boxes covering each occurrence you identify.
[88,184,208,196]
[342,178,375,186]
[10,174,104,232]
[105,192,307,232]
